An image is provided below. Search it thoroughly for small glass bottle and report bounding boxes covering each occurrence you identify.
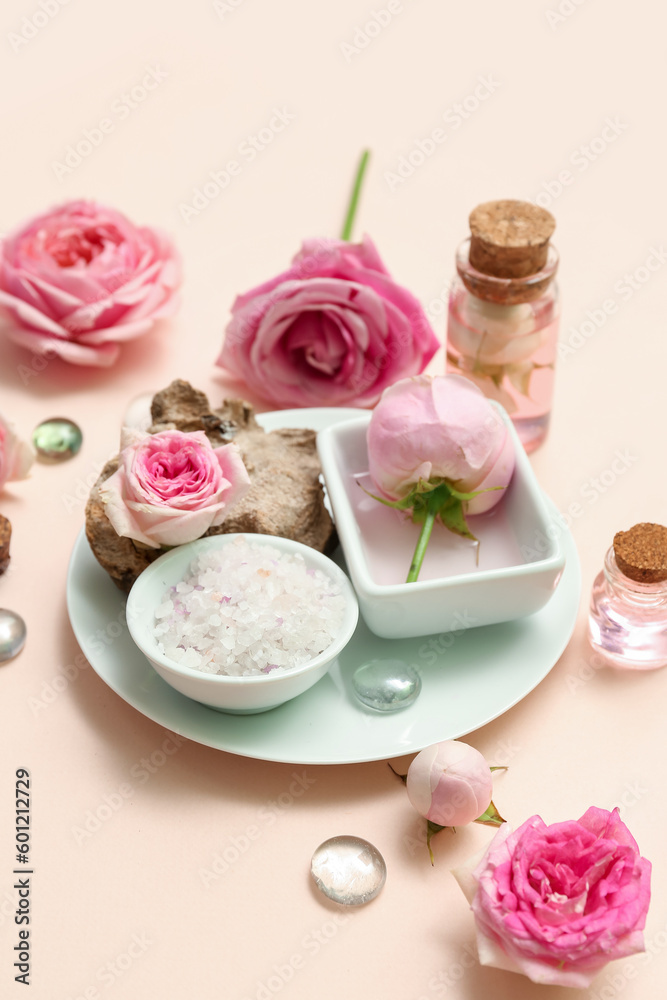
[588,522,667,670]
[446,200,560,453]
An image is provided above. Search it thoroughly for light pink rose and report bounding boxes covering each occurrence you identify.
[0,200,181,367]
[98,428,250,548]
[0,414,34,491]
[407,741,493,826]
[216,236,439,408]
[367,374,514,515]
[453,807,652,988]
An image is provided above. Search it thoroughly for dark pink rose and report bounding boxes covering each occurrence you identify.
[216,236,439,407]
[453,807,651,987]
[0,200,181,366]
[98,428,250,548]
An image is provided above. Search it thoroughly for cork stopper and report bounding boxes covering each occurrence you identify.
[469,201,556,279]
[0,515,11,575]
[613,522,667,583]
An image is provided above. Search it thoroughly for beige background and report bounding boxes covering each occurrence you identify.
[1,0,666,997]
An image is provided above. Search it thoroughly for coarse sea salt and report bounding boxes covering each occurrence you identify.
[153,537,347,677]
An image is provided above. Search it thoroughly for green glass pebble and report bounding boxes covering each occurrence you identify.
[32,418,83,462]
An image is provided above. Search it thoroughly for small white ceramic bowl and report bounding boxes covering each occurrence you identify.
[126,533,359,714]
[317,406,566,640]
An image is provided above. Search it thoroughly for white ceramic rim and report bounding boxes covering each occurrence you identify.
[126,532,359,686]
[317,405,564,598]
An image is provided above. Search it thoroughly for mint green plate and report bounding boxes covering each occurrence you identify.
[66,408,580,764]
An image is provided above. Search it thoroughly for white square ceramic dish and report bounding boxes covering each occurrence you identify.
[317,407,565,639]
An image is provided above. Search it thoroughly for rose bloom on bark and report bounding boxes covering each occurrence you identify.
[367,374,515,515]
[453,806,652,988]
[0,414,34,491]
[406,741,493,826]
[216,236,439,408]
[98,428,250,548]
[0,200,181,367]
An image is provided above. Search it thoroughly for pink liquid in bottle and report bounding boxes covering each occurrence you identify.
[588,525,667,670]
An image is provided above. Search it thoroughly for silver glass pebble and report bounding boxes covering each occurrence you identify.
[311,835,387,905]
[352,659,421,712]
[0,609,26,662]
[32,418,83,462]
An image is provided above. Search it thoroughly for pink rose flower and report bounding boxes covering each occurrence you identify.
[0,200,181,367]
[367,374,514,515]
[0,414,34,491]
[406,741,493,827]
[216,236,439,407]
[453,807,652,988]
[98,428,250,548]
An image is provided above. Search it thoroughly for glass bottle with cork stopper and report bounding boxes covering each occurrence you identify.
[588,522,667,670]
[446,200,560,453]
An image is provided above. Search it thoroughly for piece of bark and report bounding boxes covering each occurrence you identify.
[0,515,11,575]
[85,380,335,592]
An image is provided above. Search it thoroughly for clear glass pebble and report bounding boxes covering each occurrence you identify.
[32,418,82,462]
[0,609,26,662]
[311,835,386,905]
[352,659,421,712]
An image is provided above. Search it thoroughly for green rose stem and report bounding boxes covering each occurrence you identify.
[367,479,504,583]
[407,488,443,583]
[341,149,370,241]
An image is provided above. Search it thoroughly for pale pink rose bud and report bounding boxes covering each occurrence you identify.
[0,414,34,491]
[406,740,493,827]
[367,374,514,515]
